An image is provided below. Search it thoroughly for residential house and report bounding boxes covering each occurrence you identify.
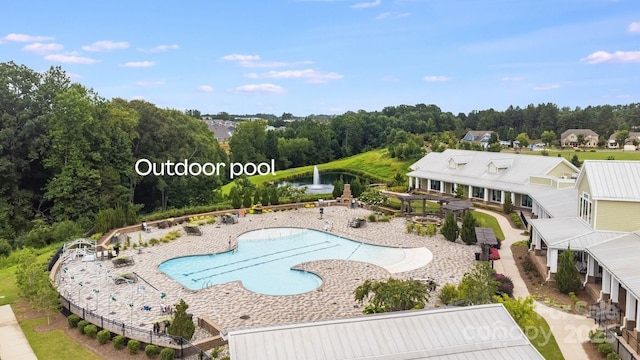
[202,119,235,142]
[607,132,640,149]
[461,130,494,149]
[222,304,545,360]
[560,129,599,148]
[529,160,640,353]
[407,149,578,210]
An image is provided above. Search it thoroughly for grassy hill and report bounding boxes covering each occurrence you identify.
[221,149,415,195]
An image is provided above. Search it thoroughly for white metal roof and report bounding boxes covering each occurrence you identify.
[224,304,544,360]
[579,161,640,201]
[527,186,578,218]
[530,217,593,246]
[587,231,640,300]
[408,150,578,190]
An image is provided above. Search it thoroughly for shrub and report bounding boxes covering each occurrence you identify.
[160,347,175,360]
[211,347,223,358]
[406,222,415,233]
[607,352,621,360]
[68,314,81,328]
[489,247,500,260]
[438,283,460,305]
[113,335,127,350]
[367,214,377,222]
[509,212,523,228]
[440,212,459,242]
[493,273,514,297]
[597,342,614,355]
[425,224,438,236]
[84,324,98,338]
[128,339,140,355]
[556,247,581,294]
[77,320,90,334]
[145,344,161,358]
[97,329,111,344]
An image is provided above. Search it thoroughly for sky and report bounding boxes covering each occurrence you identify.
[1,0,639,116]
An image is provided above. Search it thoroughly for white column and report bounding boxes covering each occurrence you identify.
[636,302,640,331]
[500,190,505,204]
[427,179,431,191]
[409,177,413,189]
[611,277,619,303]
[468,185,473,199]
[548,249,558,273]
[625,293,636,321]
[587,255,595,277]
[533,229,542,249]
[483,188,488,202]
[602,270,611,295]
[452,183,457,194]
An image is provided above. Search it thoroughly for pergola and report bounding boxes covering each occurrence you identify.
[475,227,498,261]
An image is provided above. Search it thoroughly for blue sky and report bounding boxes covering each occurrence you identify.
[1,0,639,116]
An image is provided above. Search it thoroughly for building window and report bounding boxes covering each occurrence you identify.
[491,189,502,203]
[521,194,532,208]
[579,192,592,224]
[430,180,441,191]
[471,186,484,199]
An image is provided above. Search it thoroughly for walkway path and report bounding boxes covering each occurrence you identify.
[476,209,595,360]
[0,305,38,360]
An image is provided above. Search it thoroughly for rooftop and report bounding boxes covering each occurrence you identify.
[579,161,640,201]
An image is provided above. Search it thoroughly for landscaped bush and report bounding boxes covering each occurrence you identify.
[128,339,140,354]
[160,347,175,360]
[68,314,81,328]
[493,273,514,297]
[368,214,377,222]
[597,342,614,355]
[406,222,415,233]
[607,352,621,360]
[77,320,90,334]
[489,247,500,260]
[113,335,127,350]
[509,212,523,228]
[97,329,111,344]
[438,283,460,305]
[211,347,223,358]
[145,344,161,358]
[425,224,438,236]
[84,324,98,338]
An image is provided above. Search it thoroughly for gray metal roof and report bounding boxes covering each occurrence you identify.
[587,231,640,300]
[579,161,640,201]
[530,217,593,247]
[407,150,578,192]
[224,304,544,360]
[527,186,577,218]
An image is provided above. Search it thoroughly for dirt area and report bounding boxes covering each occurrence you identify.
[511,243,604,360]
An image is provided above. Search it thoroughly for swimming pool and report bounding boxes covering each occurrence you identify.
[158,228,430,295]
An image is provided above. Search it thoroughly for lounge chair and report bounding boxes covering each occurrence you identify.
[142,222,152,232]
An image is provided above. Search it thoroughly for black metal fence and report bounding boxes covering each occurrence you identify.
[606,328,638,360]
[60,296,211,359]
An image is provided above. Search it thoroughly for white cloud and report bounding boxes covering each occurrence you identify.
[581,50,640,64]
[245,73,259,79]
[120,61,156,68]
[221,54,260,61]
[375,12,410,20]
[135,80,165,87]
[263,69,343,83]
[423,75,451,82]
[198,85,213,92]
[44,53,99,64]
[22,42,63,54]
[501,76,524,81]
[351,0,381,9]
[138,44,179,53]
[235,83,285,94]
[1,33,53,43]
[629,22,640,33]
[532,84,560,91]
[82,40,129,52]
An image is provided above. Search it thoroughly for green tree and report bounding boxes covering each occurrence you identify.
[487,142,502,152]
[570,154,582,168]
[577,133,586,149]
[229,120,268,164]
[515,132,530,149]
[242,191,253,208]
[167,299,195,341]
[460,211,478,245]
[440,212,459,242]
[503,192,514,214]
[615,129,630,150]
[540,130,556,147]
[350,177,365,198]
[229,186,242,209]
[453,185,467,199]
[555,247,581,294]
[493,293,536,329]
[332,177,345,198]
[354,278,433,314]
[457,261,498,305]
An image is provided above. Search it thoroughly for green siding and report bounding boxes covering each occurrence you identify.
[595,200,640,231]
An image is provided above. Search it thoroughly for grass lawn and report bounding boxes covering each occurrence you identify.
[508,148,640,161]
[19,316,102,360]
[221,148,413,195]
[471,211,505,241]
[528,311,565,360]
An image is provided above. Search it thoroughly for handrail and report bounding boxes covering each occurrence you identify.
[132,271,160,292]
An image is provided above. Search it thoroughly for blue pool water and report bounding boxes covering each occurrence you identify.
[158,228,410,295]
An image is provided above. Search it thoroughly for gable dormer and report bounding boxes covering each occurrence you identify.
[448,155,472,169]
[488,158,513,174]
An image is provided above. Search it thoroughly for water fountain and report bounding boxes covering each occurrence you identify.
[305,166,333,193]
